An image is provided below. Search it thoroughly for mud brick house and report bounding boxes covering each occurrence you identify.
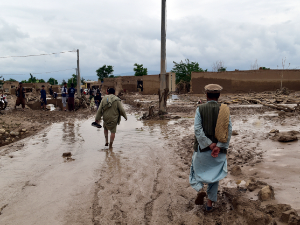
[190,69,300,94]
[102,73,176,95]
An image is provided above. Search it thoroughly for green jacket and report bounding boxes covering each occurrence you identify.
[95,94,127,128]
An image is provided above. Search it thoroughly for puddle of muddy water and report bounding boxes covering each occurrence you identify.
[232,114,300,211]
[0,114,169,225]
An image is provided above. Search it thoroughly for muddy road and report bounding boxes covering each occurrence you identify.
[1,100,300,224]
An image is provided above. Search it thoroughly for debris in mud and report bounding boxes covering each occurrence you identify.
[269,129,279,133]
[270,131,299,142]
[62,152,72,157]
[280,209,298,223]
[276,87,291,96]
[288,214,300,225]
[278,135,298,142]
[64,157,75,162]
[258,185,275,201]
[232,130,239,136]
[231,165,242,176]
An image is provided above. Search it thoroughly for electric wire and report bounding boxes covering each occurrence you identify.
[0,68,76,76]
[0,50,76,59]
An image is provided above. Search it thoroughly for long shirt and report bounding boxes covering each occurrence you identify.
[194,100,232,150]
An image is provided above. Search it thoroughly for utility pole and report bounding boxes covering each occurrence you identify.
[159,0,167,113]
[77,49,81,97]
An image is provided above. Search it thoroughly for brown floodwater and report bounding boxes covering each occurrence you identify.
[0,114,168,225]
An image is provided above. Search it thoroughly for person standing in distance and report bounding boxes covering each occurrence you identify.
[95,88,127,148]
[40,85,47,110]
[68,83,76,111]
[61,82,68,111]
[15,82,26,111]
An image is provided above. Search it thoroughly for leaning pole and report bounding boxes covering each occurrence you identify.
[159,0,167,113]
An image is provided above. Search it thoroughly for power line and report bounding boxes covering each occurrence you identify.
[0,68,76,76]
[0,50,76,59]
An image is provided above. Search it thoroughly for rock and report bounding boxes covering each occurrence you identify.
[270,129,279,133]
[288,215,300,225]
[22,129,27,132]
[265,204,292,218]
[278,135,298,142]
[278,111,286,116]
[62,152,72,157]
[232,130,239,136]
[258,186,275,201]
[280,209,298,223]
[247,182,258,192]
[231,165,242,176]
[246,177,256,186]
[0,129,5,134]
[10,131,20,136]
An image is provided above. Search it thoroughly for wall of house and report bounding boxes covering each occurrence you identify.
[190,70,300,94]
[102,74,176,95]
[141,75,160,95]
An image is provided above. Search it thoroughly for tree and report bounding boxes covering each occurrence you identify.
[212,60,226,72]
[109,75,115,78]
[81,77,85,85]
[8,78,17,82]
[38,79,46,83]
[96,65,114,82]
[28,73,37,83]
[47,77,58,85]
[250,59,259,70]
[61,79,67,85]
[67,74,77,88]
[133,63,148,76]
[171,59,206,83]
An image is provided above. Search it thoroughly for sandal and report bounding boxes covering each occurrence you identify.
[204,203,214,212]
[195,191,206,205]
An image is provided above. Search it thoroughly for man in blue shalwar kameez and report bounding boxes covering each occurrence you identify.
[189,84,232,212]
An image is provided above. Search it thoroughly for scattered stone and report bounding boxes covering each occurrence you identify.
[232,130,239,136]
[258,185,275,201]
[280,209,298,223]
[22,129,27,132]
[269,129,279,133]
[10,131,20,136]
[278,111,286,116]
[231,165,242,176]
[0,129,5,134]
[62,152,72,157]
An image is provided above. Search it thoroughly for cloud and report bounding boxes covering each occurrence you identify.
[0,0,300,82]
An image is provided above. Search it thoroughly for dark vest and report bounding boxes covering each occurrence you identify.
[193,101,221,152]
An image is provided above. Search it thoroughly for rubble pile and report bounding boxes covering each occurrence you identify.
[75,95,89,110]
[0,127,27,146]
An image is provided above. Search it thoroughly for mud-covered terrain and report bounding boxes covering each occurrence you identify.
[1,91,300,225]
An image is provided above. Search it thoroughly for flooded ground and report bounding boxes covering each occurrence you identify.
[2,92,300,224]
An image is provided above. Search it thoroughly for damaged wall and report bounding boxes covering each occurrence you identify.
[102,73,174,95]
[191,70,300,94]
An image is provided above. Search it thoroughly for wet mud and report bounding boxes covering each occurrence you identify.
[1,92,300,224]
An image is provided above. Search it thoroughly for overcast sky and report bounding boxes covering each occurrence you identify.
[1,0,300,82]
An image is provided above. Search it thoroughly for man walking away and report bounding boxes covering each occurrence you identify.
[95,88,127,148]
[68,83,76,111]
[40,85,47,110]
[189,84,232,212]
[94,92,102,110]
[61,82,68,111]
[15,82,26,111]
